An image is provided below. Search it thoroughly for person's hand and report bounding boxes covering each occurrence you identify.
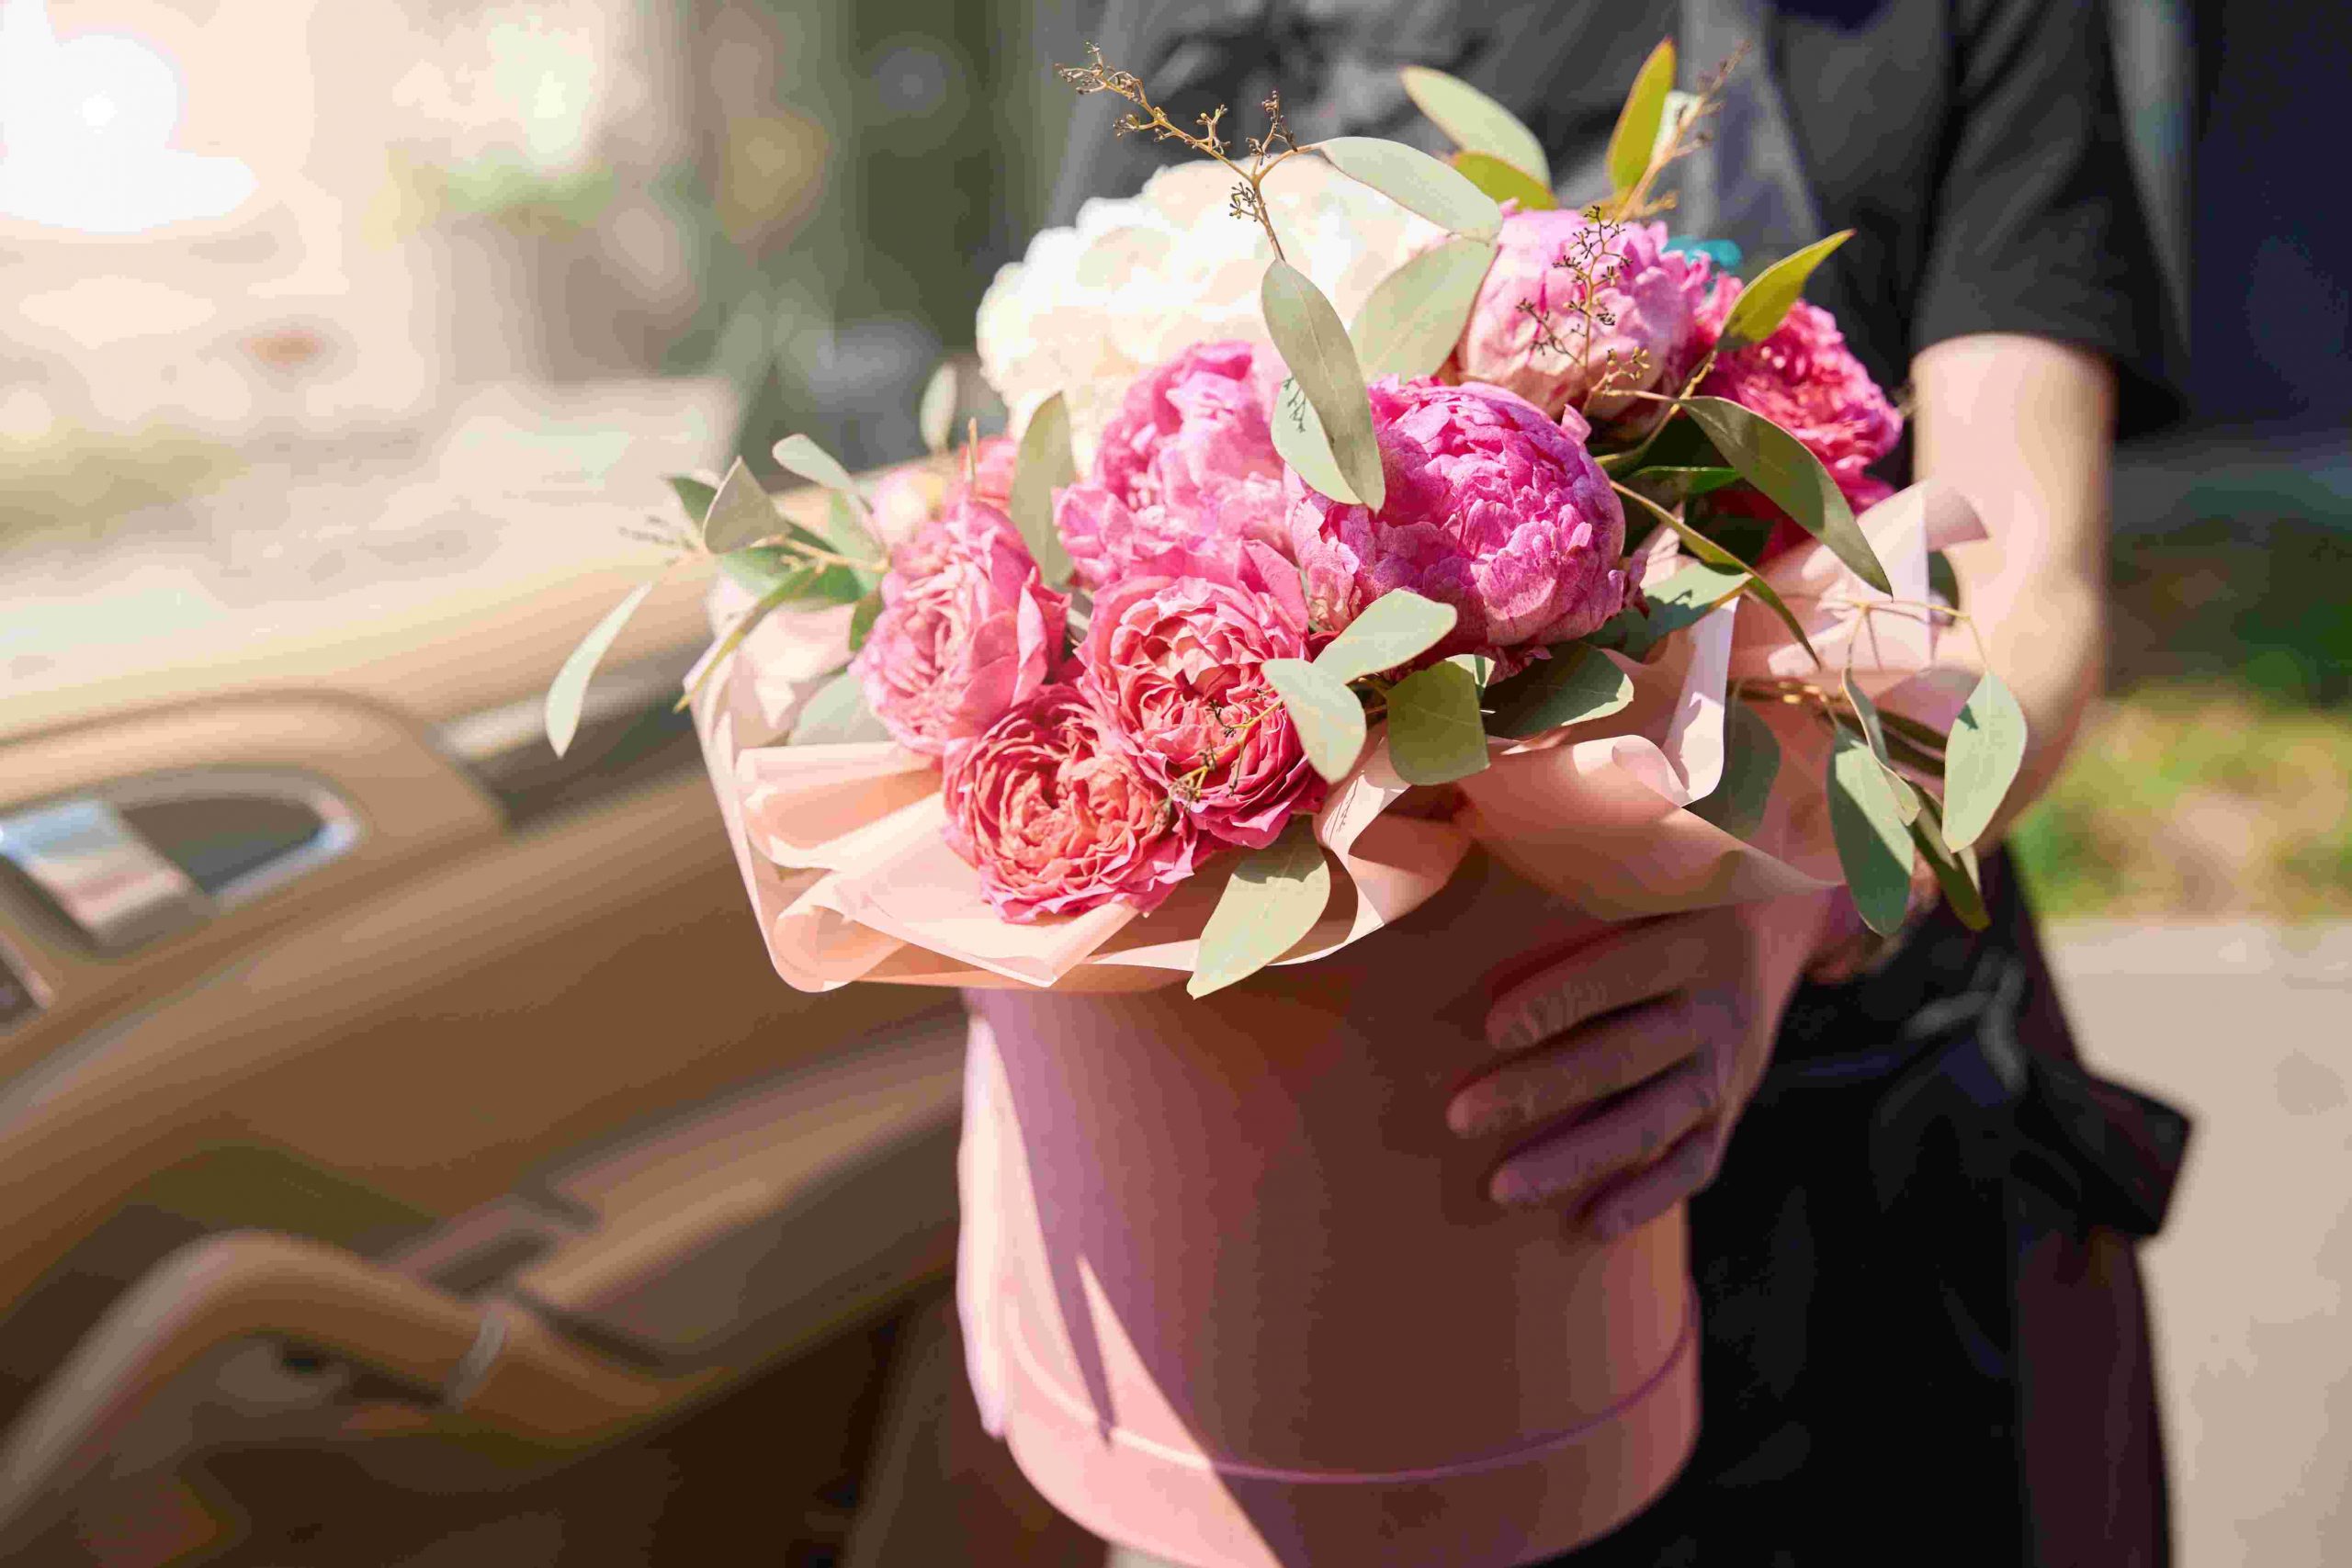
[1448,890,1841,1236]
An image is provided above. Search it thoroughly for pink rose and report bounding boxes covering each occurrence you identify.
[1052,341,1291,590]
[1078,542,1325,848]
[1287,378,1630,673]
[1694,280,1901,513]
[942,684,1205,920]
[1453,208,1709,434]
[870,434,1016,546]
[851,498,1068,756]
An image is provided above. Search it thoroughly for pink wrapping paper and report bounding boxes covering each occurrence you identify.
[689,479,1984,994]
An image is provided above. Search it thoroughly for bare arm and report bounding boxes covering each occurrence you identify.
[1912,332,2118,842]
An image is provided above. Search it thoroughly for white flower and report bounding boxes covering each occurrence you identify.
[976,158,1444,469]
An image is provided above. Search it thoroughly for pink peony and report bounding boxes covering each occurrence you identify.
[1287,378,1630,672]
[1453,208,1711,434]
[942,684,1204,920]
[852,498,1068,756]
[1078,541,1325,848]
[870,434,1016,546]
[1052,341,1291,590]
[1694,280,1901,513]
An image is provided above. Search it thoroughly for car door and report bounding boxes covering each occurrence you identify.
[0,436,991,1562]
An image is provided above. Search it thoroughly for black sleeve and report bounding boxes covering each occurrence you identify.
[1911,0,2187,436]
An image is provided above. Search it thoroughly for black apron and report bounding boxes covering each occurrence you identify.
[1529,7,2193,1562]
[1539,850,2189,1566]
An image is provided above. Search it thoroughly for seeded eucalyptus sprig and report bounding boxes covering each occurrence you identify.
[543,433,886,756]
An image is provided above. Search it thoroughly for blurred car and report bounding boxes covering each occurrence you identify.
[0,388,1110,1566]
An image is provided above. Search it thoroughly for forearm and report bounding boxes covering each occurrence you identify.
[1911,333,2117,840]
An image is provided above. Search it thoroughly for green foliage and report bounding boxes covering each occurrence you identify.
[1826,729,1917,934]
[790,668,890,744]
[1606,40,1678,198]
[545,581,656,757]
[1941,671,2029,850]
[1313,590,1458,682]
[1008,393,1078,587]
[1188,821,1333,998]
[1690,702,1781,840]
[1317,137,1503,239]
[1716,231,1853,347]
[1398,67,1551,186]
[702,457,784,552]
[1350,239,1498,381]
[1450,152,1555,209]
[1263,658,1368,782]
[1385,660,1491,784]
[1261,261,1386,511]
[1679,398,1890,593]
[1484,643,1636,738]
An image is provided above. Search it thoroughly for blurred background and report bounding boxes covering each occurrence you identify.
[0,1,2346,1563]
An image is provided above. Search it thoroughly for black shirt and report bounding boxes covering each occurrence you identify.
[1046,0,2186,440]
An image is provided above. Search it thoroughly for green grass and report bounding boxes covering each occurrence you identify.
[2010,685,2352,922]
[2007,513,2352,923]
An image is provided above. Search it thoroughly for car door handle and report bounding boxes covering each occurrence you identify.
[0,772,360,952]
[0,1230,712,1551]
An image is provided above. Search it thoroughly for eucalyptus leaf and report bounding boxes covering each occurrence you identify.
[1826,730,1916,935]
[1350,238,1497,381]
[1842,670,1890,763]
[1612,480,1820,662]
[1689,701,1781,840]
[789,668,891,745]
[717,547,810,598]
[1313,590,1458,682]
[1008,392,1078,587]
[1631,465,1742,498]
[1272,378,1362,506]
[546,581,656,757]
[1385,660,1491,784]
[1884,767,1925,827]
[1262,658,1368,783]
[918,361,958,455]
[1484,643,1636,739]
[678,579,812,714]
[1939,671,2027,850]
[665,474,717,525]
[1451,151,1555,210]
[771,434,868,513]
[1912,796,1990,931]
[1399,66,1551,187]
[1651,560,1750,615]
[1318,137,1502,239]
[702,457,783,553]
[1187,821,1334,998]
[1928,548,1962,609]
[1605,39,1678,199]
[1261,261,1386,512]
[1718,231,1854,347]
[848,589,884,654]
[1679,397,1891,593]
[819,491,885,590]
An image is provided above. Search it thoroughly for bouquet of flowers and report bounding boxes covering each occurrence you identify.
[547,40,2022,999]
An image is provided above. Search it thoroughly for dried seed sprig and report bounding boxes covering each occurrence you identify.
[1058,45,1306,260]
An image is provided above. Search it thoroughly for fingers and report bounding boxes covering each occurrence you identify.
[1487,1057,1724,1208]
[1585,1128,1723,1239]
[1448,994,1703,1139]
[1483,914,1717,1055]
